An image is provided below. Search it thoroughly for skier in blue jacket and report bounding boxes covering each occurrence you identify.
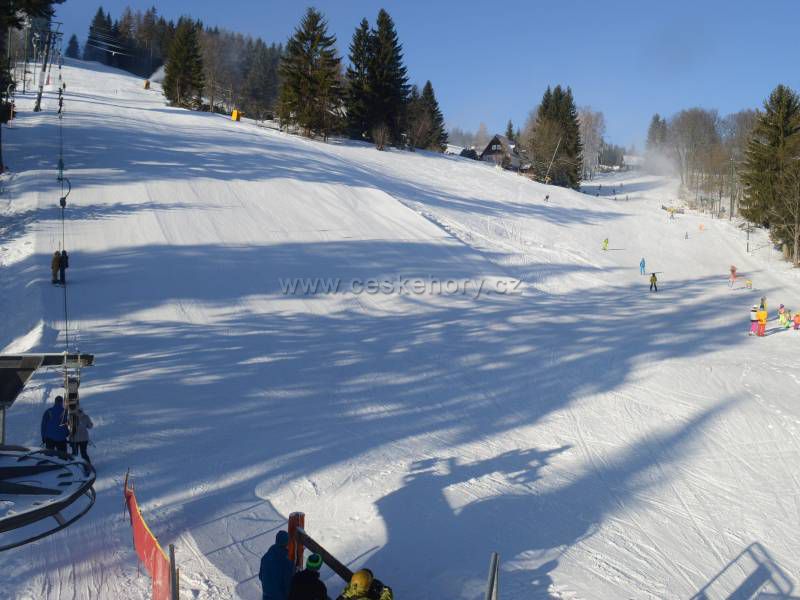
[639,257,646,275]
[259,530,295,600]
[41,395,69,453]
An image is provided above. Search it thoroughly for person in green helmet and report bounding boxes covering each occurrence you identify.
[288,553,327,600]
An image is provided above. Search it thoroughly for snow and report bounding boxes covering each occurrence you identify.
[2,58,800,599]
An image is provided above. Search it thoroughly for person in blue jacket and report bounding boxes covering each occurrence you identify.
[259,530,295,600]
[639,257,646,275]
[41,395,69,453]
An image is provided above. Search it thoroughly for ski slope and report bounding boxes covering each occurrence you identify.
[2,59,800,599]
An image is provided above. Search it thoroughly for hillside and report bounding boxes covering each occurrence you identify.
[2,59,800,599]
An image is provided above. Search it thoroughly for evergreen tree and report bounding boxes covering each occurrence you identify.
[345,18,372,140]
[83,7,109,63]
[740,84,800,263]
[526,85,582,188]
[163,19,205,108]
[646,114,668,151]
[420,80,446,151]
[65,34,80,59]
[505,119,514,142]
[242,40,280,119]
[405,84,427,149]
[368,9,408,146]
[278,8,342,139]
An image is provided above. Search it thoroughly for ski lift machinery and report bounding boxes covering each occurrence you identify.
[0,352,96,551]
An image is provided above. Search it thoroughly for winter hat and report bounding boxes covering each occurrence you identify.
[306,553,323,571]
[275,530,289,547]
[54,395,64,405]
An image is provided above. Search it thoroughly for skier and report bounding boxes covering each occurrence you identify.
[639,257,646,275]
[684,232,689,240]
[337,569,393,600]
[288,554,327,600]
[41,396,69,453]
[69,406,94,463]
[793,312,800,330]
[756,306,768,337]
[749,305,759,336]
[602,238,609,251]
[783,310,793,329]
[759,296,767,311]
[59,249,69,285]
[51,251,61,284]
[778,305,787,327]
[729,265,737,288]
[649,273,658,292]
[259,531,295,600]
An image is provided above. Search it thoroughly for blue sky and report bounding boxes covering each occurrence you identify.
[57,1,800,148]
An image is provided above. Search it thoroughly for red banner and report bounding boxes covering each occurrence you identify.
[124,474,172,600]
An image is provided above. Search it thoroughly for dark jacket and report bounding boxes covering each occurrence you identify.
[41,399,68,442]
[60,251,69,270]
[259,531,294,600]
[288,569,327,600]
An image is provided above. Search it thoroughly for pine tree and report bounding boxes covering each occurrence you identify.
[278,8,342,139]
[163,19,205,108]
[345,18,372,140]
[242,40,280,120]
[405,85,427,150]
[368,9,408,146]
[65,34,80,59]
[526,85,582,188]
[646,114,667,151]
[740,84,800,263]
[83,7,109,63]
[420,80,447,151]
[505,119,514,142]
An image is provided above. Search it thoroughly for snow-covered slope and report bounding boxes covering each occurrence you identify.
[2,59,800,599]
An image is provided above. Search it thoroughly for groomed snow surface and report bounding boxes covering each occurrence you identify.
[2,59,800,599]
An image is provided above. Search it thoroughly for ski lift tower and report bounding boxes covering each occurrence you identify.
[0,352,96,551]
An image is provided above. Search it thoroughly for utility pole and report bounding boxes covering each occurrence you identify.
[729,158,735,221]
[33,31,52,112]
[22,21,29,93]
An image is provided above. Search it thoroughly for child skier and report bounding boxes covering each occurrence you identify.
[649,273,658,292]
[602,238,609,251]
[778,305,788,327]
[640,257,646,275]
[757,306,768,337]
[749,305,759,336]
[729,265,737,288]
[794,312,800,330]
[784,310,793,329]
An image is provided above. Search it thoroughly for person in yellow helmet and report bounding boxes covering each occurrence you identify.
[649,272,658,292]
[337,569,393,600]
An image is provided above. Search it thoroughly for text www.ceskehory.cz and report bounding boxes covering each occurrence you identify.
[278,276,523,299]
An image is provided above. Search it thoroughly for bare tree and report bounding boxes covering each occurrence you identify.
[578,107,605,180]
[668,108,720,187]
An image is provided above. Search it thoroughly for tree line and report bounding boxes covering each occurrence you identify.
[69,6,281,117]
[646,85,800,265]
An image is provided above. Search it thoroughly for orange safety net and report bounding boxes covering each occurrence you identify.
[123,474,172,600]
